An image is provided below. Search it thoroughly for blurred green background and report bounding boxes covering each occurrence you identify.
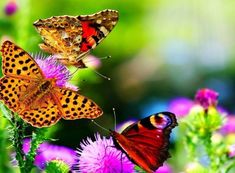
[1,0,235,149]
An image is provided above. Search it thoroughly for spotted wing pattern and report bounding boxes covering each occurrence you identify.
[0,41,103,128]
[33,9,119,67]
[52,88,103,120]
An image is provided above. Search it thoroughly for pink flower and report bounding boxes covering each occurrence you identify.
[220,115,235,134]
[155,163,172,173]
[168,97,194,118]
[228,144,235,158]
[75,133,134,173]
[195,88,219,109]
[34,54,77,91]
[23,139,77,170]
[4,0,18,16]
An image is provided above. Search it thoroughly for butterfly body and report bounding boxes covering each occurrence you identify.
[0,41,103,128]
[33,9,119,67]
[111,112,177,173]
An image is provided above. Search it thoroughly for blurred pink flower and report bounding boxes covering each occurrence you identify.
[23,138,77,170]
[228,144,235,158]
[220,115,235,134]
[155,163,172,173]
[4,0,18,15]
[75,133,134,173]
[168,97,194,117]
[83,55,102,69]
[195,88,218,109]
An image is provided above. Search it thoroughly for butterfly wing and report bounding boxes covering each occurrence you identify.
[33,9,119,66]
[51,87,103,120]
[0,76,61,127]
[1,40,44,79]
[111,112,177,173]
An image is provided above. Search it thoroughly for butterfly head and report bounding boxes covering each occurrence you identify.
[151,112,177,130]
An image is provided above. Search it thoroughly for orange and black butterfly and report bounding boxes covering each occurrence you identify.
[0,41,103,128]
[110,112,177,173]
[33,9,119,68]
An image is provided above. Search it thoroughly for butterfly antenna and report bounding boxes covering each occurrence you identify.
[91,68,111,80]
[91,120,109,132]
[112,108,117,131]
[70,67,79,77]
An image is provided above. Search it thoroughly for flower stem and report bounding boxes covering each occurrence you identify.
[24,128,47,172]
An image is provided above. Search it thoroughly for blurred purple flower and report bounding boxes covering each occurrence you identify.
[34,54,77,91]
[75,133,134,173]
[228,144,235,158]
[4,0,18,16]
[155,163,172,173]
[168,97,194,117]
[23,138,77,170]
[83,55,102,69]
[220,115,235,134]
[195,88,219,109]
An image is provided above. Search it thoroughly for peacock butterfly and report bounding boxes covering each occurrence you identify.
[110,112,177,173]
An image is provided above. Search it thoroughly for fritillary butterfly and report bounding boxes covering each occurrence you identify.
[0,41,103,128]
[33,9,119,68]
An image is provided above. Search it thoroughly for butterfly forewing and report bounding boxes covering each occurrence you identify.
[111,112,177,173]
[1,41,43,79]
[0,41,103,128]
[33,9,119,67]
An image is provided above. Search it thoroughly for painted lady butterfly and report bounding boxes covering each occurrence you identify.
[33,9,119,68]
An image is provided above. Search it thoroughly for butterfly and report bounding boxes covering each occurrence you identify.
[33,9,119,68]
[110,112,177,173]
[0,41,103,128]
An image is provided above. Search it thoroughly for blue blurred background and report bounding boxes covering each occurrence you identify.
[1,0,235,147]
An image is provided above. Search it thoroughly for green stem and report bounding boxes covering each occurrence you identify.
[12,117,27,173]
[24,128,47,172]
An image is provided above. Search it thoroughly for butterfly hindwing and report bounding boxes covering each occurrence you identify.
[111,112,177,173]
[52,87,103,120]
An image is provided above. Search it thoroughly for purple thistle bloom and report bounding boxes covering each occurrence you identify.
[220,115,235,134]
[23,138,77,170]
[168,97,194,118]
[75,133,135,173]
[195,88,219,110]
[34,54,77,91]
[4,0,18,16]
[155,163,172,173]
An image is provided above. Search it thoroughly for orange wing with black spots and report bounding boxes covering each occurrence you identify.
[1,40,43,79]
[52,88,103,120]
[0,40,103,128]
[33,9,119,67]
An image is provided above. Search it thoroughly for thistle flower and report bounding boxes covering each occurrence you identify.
[34,54,77,91]
[4,0,18,16]
[23,138,77,170]
[168,97,194,117]
[155,163,172,173]
[195,88,219,110]
[220,115,235,135]
[75,133,134,173]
